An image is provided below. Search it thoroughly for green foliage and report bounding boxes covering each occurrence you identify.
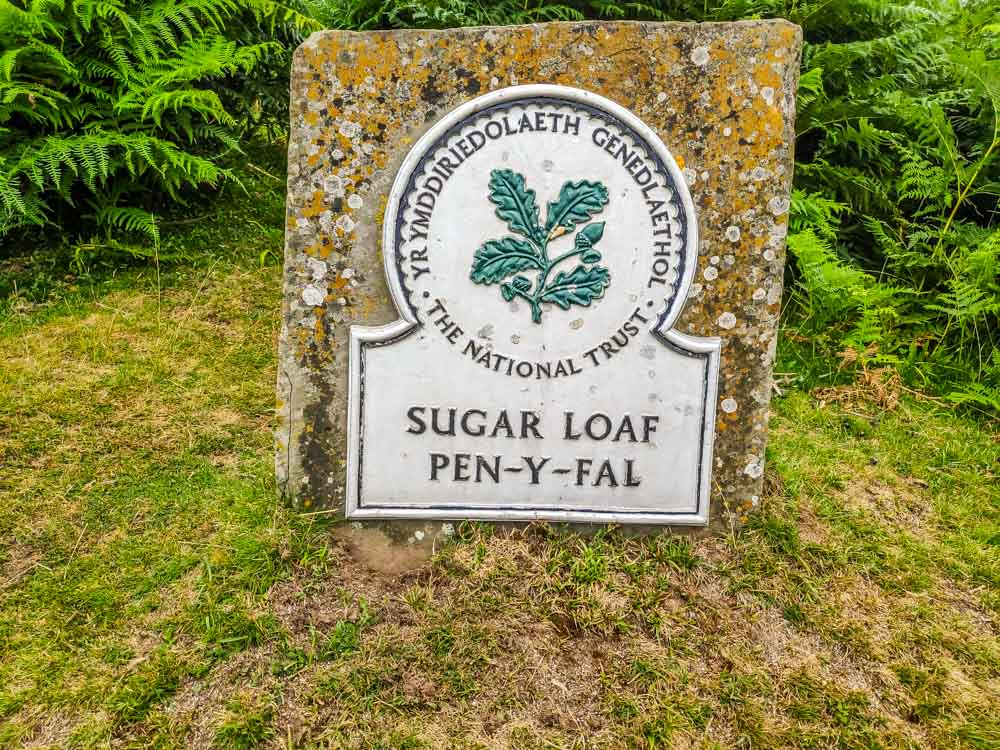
[784,1,1000,408]
[0,0,317,243]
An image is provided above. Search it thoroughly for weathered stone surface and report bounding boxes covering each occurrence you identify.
[277,21,802,533]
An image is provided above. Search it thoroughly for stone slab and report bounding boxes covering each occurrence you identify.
[277,20,802,534]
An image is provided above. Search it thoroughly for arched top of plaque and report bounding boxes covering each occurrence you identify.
[381,84,699,341]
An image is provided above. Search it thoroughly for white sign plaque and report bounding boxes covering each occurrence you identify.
[347,85,720,524]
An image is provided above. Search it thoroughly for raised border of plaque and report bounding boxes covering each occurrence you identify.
[344,85,720,524]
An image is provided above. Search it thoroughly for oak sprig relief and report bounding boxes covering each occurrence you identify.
[470,168,611,324]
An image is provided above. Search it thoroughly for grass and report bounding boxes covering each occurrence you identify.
[1,153,998,749]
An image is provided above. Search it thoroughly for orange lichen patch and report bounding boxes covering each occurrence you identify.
[300,191,327,219]
[351,294,383,322]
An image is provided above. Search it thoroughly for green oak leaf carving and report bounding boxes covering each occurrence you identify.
[488,169,546,246]
[469,169,612,324]
[540,265,612,310]
[545,180,609,238]
[470,237,544,283]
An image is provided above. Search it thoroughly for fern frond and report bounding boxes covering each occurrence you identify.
[94,204,160,242]
[136,89,236,127]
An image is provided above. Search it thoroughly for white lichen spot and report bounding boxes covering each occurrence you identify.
[414,530,425,541]
[763,248,777,262]
[441,523,455,537]
[351,521,363,530]
[510,334,520,344]
[332,149,345,161]
[656,91,667,103]
[338,120,361,139]
[744,459,764,479]
[725,225,741,243]
[337,297,347,306]
[703,266,719,281]
[683,168,697,186]
[751,494,760,507]
[306,257,327,281]
[752,287,767,301]
[691,46,710,66]
[570,318,584,330]
[767,284,782,304]
[336,214,356,233]
[760,86,775,106]
[768,196,791,216]
[341,267,355,279]
[710,255,720,265]
[723,254,736,268]
[302,284,326,307]
[490,76,499,88]
[324,174,345,198]
[721,397,738,413]
[717,311,737,329]
[347,194,363,210]
[723,126,733,137]
[689,282,703,296]
[751,166,769,181]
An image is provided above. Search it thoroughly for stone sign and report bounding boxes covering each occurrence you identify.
[278,21,802,532]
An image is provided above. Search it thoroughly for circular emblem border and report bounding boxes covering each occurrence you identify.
[381,84,700,336]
